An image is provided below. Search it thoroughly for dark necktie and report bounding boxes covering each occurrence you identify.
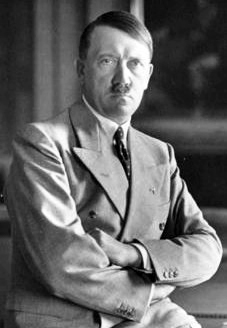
[113,126,131,180]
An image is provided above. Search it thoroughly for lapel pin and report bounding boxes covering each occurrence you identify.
[149,187,156,194]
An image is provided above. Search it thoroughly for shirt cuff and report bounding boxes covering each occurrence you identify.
[148,283,155,305]
[132,243,153,271]
[100,313,123,328]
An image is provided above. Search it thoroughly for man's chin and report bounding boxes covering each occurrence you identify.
[114,104,136,121]
[105,96,137,118]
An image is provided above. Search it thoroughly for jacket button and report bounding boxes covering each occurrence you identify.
[88,210,97,219]
[149,187,156,194]
[159,222,165,231]
[163,270,169,279]
[169,270,174,278]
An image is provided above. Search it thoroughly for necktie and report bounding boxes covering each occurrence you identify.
[113,126,131,179]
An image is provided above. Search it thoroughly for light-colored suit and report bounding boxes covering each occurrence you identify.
[4,102,222,327]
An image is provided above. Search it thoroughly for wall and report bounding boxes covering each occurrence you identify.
[0,0,33,157]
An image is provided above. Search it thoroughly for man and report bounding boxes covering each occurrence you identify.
[4,10,222,328]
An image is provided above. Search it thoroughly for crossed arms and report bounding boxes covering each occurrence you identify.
[5,122,222,322]
[89,228,176,302]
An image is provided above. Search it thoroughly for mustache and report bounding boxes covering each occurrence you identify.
[111,83,131,94]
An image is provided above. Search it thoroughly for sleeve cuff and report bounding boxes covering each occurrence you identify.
[100,313,123,328]
[132,242,153,272]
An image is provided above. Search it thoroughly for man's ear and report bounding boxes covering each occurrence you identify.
[149,63,154,77]
[76,59,85,83]
[144,63,153,90]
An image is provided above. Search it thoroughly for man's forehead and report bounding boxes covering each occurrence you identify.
[88,25,151,59]
[91,25,139,41]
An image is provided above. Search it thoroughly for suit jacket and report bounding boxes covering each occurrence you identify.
[4,102,222,327]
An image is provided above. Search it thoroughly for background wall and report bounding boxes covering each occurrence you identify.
[0,0,33,162]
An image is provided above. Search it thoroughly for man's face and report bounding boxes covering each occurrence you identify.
[77,26,153,124]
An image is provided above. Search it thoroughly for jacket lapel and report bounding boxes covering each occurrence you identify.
[69,103,129,219]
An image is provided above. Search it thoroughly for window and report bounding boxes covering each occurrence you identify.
[133,0,227,154]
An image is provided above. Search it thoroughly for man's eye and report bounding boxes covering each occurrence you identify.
[131,59,140,66]
[129,59,142,69]
[100,58,115,65]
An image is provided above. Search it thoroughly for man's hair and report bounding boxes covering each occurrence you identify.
[79,11,153,60]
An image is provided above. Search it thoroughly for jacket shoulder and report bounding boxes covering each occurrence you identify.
[131,127,174,164]
[16,103,81,149]
[133,127,166,148]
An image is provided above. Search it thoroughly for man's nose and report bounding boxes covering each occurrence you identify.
[112,62,131,85]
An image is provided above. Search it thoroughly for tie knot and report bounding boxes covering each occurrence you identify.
[114,126,124,142]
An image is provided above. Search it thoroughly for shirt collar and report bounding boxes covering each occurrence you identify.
[82,95,131,146]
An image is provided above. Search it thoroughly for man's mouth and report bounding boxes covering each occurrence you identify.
[111,93,132,100]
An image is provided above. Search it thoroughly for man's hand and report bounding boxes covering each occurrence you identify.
[89,228,142,268]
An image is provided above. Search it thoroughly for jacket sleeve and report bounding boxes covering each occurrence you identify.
[4,124,152,322]
[139,143,223,288]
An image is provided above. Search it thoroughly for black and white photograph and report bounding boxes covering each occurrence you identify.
[0,1,226,328]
